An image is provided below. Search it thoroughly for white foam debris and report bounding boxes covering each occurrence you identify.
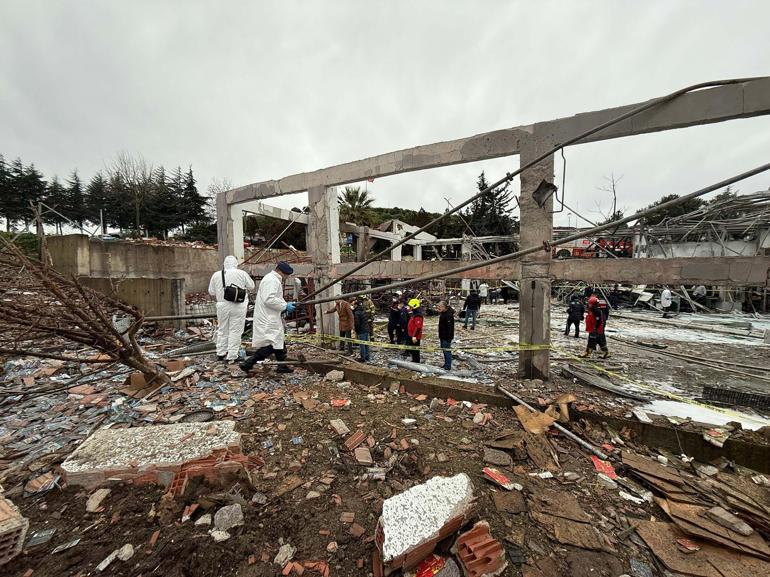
[643,399,770,431]
[380,473,474,562]
[61,421,240,473]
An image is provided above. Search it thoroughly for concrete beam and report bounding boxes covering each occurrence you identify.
[237,200,310,225]
[551,256,770,286]
[223,77,770,203]
[244,256,770,285]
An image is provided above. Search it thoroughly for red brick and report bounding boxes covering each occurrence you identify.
[372,550,384,577]
[344,430,367,451]
[453,521,507,577]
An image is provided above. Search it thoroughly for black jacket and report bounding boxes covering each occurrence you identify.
[398,306,409,331]
[464,293,481,311]
[567,300,585,321]
[353,306,369,334]
[388,306,401,328]
[438,307,455,342]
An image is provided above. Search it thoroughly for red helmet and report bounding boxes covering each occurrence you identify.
[588,295,599,306]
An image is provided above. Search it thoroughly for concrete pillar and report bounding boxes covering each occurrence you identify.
[307,186,341,337]
[216,192,233,264]
[229,205,245,261]
[413,244,423,261]
[356,227,370,261]
[461,237,472,261]
[391,243,402,261]
[518,133,555,380]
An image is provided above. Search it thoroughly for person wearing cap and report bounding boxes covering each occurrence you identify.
[208,255,255,362]
[387,298,401,345]
[437,300,455,370]
[239,261,297,374]
[324,299,354,355]
[579,295,610,359]
[406,298,424,363]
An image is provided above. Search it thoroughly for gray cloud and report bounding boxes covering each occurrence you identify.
[2,0,769,227]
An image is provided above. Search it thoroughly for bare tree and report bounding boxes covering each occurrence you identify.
[0,235,169,386]
[207,177,232,220]
[105,152,154,237]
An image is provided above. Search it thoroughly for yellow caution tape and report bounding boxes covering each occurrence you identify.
[286,332,552,353]
[287,330,767,426]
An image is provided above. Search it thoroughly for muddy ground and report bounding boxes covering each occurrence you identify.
[4,304,770,577]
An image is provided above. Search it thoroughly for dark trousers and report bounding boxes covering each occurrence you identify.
[409,339,421,363]
[440,339,452,369]
[339,330,353,353]
[357,332,370,361]
[565,319,580,337]
[587,333,607,351]
[242,345,287,370]
[388,324,399,344]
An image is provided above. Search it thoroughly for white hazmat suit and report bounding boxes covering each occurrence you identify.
[251,270,288,350]
[208,256,255,360]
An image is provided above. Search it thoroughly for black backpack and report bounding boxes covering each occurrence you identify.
[222,269,247,303]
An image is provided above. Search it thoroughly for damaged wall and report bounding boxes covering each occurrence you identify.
[48,235,219,294]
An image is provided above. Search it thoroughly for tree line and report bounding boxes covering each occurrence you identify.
[0,152,213,239]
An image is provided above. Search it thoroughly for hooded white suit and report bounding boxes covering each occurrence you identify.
[208,256,255,360]
[251,270,288,350]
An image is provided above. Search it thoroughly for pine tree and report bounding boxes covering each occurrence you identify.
[66,170,86,230]
[43,176,68,234]
[181,167,208,228]
[19,163,47,230]
[144,166,180,239]
[464,172,516,237]
[105,172,134,233]
[4,158,26,230]
[85,172,110,233]
[0,154,11,231]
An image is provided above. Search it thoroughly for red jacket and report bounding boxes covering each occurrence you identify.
[407,312,424,340]
[585,306,605,335]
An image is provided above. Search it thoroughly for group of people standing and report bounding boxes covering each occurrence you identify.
[564,287,611,359]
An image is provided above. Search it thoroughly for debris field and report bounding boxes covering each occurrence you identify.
[1,305,769,577]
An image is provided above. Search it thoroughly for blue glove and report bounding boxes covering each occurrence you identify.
[285,302,296,314]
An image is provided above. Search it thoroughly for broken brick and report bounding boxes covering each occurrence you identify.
[329,419,350,436]
[344,430,367,451]
[350,523,366,538]
[340,512,355,523]
[354,447,373,465]
[453,521,507,577]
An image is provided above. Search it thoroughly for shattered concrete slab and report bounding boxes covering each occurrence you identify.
[377,473,475,570]
[61,421,241,489]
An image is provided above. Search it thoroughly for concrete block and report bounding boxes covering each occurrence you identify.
[62,421,241,489]
[377,473,475,569]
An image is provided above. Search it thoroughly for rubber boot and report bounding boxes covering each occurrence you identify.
[601,348,611,359]
[578,348,592,358]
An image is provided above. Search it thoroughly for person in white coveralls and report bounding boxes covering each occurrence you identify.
[239,261,297,374]
[208,255,255,362]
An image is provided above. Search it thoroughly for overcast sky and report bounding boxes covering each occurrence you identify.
[2,1,769,227]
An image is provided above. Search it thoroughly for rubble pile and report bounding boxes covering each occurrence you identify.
[0,309,769,576]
